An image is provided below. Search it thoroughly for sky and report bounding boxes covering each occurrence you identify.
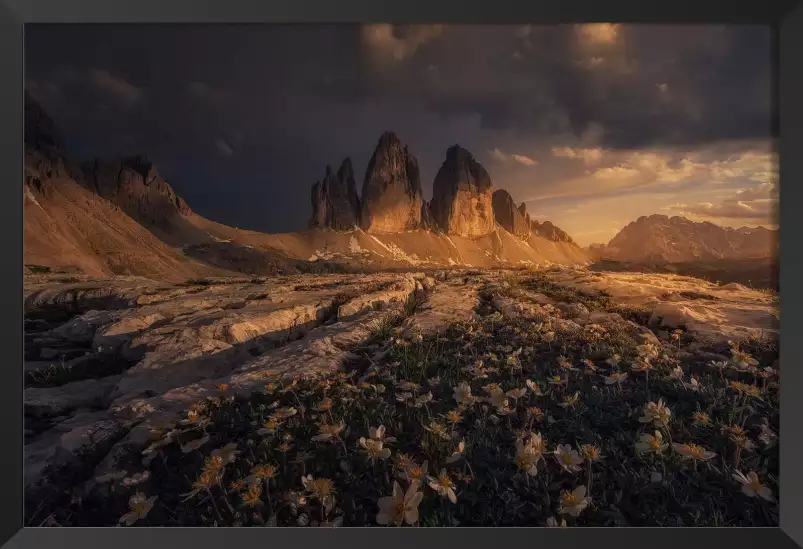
[24,24,777,246]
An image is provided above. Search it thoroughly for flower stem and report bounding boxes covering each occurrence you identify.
[206,488,225,524]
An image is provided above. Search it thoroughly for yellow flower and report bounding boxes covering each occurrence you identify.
[313,422,345,443]
[376,481,424,526]
[241,482,263,506]
[428,469,458,504]
[638,399,671,427]
[580,444,603,462]
[631,357,653,372]
[216,383,229,393]
[558,485,591,517]
[257,418,282,436]
[119,492,157,526]
[397,380,421,392]
[359,437,392,463]
[180,409,201,426]
[729,381,762,398]
[393,453,414,474]
[445,409,464,425]
[730,349,759,371]
[485,389,508,410]
[636,342,660,360]
[732,470,774,501]
[402,460,429,485]
[514,439,539,476]
[412,392,434,408]
[672,443,716,462]
[274,407,298,419]
[251,463,278,480]
[722,424,746,438]
[314,398,334,412]
[548,376,565,386]
[559,392,581,409]
[543,331,556,343]
[211,443,240,465]
[230,479,246,491]
[506,387,528,400]
[604,372,628,385]
[445,441,466,464]
[302,475,336,511]
[635,431,667,455]
[691,411,711,427]
[425,421,452,441]
[525,379,544,395]
[526,408,544,423]
[554,444,584,473]
[730,434,756,451]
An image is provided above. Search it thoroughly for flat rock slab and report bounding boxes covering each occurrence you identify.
[541,269,778,343]
[402,280,480,336]
[25,375,122,418]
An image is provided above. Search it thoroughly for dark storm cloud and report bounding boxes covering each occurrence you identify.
[24,24,772,234]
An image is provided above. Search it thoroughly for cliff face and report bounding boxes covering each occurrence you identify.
[359,132,424,233]
[531,219,577,246]
[429,145,496,237]
[81,156,192,231]
[310,159,361,230]
[23,95,218,280]
[492,189,530,237]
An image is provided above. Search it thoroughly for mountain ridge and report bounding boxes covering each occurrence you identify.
[595,214,777,263]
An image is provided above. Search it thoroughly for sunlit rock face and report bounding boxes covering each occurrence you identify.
[430,145,496,237]
[359,132,424,233]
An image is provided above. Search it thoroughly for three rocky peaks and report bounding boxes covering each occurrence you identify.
[309,131,575,245]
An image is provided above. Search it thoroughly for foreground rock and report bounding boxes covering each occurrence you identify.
[23,266,777,503]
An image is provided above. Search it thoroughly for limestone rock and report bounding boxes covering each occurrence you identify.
[531,219,576,245]
[492,189,530,237]
[81,156,192,230]
[603,214,778,263]
[430,145,495,237]
[360,132,423,233]
[420,201,436,231]
[309,158,361,230]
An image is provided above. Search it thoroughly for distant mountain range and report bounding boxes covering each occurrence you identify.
[590,215,778,263]
[24,93,777,279]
